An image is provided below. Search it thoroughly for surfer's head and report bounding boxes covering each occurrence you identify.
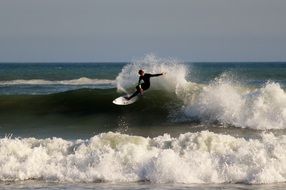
[138,69,144,76]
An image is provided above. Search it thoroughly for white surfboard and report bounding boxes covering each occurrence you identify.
[112,95,138,105]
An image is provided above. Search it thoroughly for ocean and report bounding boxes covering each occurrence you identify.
[1,55,286,189]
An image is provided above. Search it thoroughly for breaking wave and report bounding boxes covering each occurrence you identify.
[115,55,286,130]
[181,75,286,130]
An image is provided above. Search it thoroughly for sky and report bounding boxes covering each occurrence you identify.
[0,0,286,62]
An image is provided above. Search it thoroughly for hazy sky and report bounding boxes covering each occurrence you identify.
[0,0,286,62]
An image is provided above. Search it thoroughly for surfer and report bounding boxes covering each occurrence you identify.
[125,69,166,100]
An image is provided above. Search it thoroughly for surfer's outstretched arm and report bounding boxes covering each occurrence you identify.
[150,72,166,77]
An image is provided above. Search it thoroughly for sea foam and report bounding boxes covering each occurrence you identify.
[1,132,286,184]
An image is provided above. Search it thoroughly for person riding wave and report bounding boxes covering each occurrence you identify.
[125,69,166,100]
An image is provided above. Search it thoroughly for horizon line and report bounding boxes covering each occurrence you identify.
[0,61,286,64]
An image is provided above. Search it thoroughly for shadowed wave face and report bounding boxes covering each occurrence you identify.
[0,88,175,115]
[0,88,183,138]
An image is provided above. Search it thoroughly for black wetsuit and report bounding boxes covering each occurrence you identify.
[128,73,163,99]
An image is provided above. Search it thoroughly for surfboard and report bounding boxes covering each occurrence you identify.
[112,95,138,105]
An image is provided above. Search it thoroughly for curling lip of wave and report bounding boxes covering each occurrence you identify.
[0,77,116,86]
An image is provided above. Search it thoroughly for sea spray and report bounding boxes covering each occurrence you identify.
[182,74,286,129]
[1,132,286,184]
[116,54,188,93]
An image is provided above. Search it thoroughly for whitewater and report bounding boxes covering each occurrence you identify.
[1,55,286,189]
[1,131,286,184]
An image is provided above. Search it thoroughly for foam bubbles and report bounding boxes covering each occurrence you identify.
[1,132,286,184]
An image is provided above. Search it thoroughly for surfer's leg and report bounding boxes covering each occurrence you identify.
[126,91,139,100]
[126,86,140,100]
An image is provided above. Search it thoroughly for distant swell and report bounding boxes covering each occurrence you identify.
[0,77,116,86]
[1,131,286,184]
